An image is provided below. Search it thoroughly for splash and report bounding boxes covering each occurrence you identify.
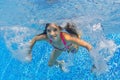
[89,23,117,75]
[1,26,38,62]
[62,52,75,73]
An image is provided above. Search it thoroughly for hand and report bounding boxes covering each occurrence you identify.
[87,44,92,51]
[25,53,32,62]
[28,49,32,54]
[25,48,32,62]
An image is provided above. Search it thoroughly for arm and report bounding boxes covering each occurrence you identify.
[63,33,92,51]
[28,34,47,54]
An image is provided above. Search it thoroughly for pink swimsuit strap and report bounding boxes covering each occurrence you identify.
[60,32,69,49]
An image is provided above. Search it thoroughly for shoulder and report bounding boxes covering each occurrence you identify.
[61,32,72,41]
[62,32,79,42]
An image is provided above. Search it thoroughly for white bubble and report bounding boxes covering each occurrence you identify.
[93,23,102,31]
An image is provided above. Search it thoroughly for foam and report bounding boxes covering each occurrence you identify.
[89,23,117,75]
[1,26,38,62]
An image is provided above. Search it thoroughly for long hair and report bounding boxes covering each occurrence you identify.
[37,23,80,38]
[64,22,79,38]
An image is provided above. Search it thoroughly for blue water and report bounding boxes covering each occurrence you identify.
[0,0,120,80]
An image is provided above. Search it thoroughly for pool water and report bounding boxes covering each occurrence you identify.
[0,0,120,80]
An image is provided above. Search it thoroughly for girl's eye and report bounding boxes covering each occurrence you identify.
[53,28,57,32]
[47,29,51,32]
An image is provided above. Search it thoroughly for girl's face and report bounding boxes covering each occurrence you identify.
[46,24,61,42]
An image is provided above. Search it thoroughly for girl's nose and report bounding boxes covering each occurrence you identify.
[50,31,55,36]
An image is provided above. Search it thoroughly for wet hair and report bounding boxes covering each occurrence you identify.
[64,22,79,38]
[37,23,79,38]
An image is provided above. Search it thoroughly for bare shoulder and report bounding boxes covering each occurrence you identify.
[62,32,72,41]
[62,32,79,42]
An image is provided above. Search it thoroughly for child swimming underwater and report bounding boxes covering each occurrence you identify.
[28,22,92,71]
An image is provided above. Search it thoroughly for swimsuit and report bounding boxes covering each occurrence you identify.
[49,32,77,53]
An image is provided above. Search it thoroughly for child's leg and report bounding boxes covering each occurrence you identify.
[48,50,67,71]
[48,49,62,67]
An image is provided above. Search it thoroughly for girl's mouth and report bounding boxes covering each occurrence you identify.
[51,35,57,38]
[50,35,57,39]
[53,35,57,37]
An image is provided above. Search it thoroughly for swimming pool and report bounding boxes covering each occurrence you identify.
[0,0,120,80]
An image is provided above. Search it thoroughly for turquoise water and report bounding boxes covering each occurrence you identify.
[0,0,120,80]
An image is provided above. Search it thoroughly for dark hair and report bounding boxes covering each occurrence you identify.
[37,23,62,36]
[37,23,79,38]
[64,22,79,38]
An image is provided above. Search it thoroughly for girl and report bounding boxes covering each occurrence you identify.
[28,23,92,71]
